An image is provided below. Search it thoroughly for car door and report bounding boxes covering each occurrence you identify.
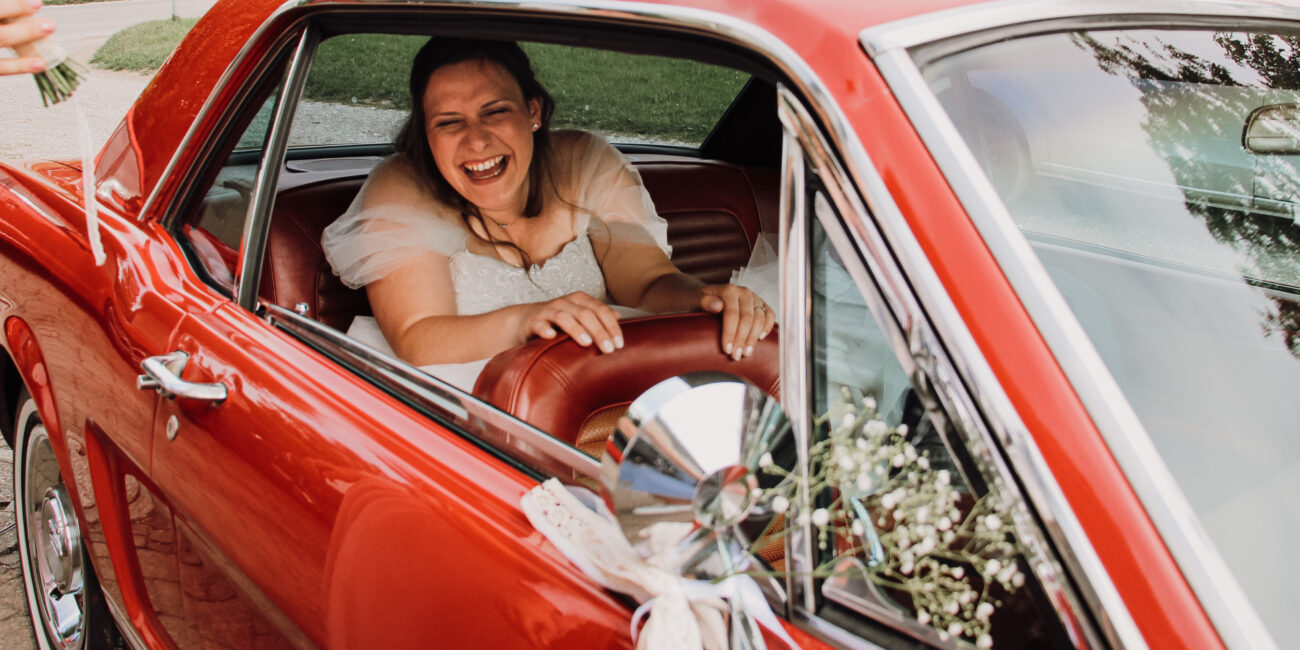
[135,22,637,649]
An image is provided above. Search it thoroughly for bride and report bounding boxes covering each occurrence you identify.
[322,38,773,390]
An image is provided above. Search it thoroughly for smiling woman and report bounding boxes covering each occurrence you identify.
[319,38,774,390]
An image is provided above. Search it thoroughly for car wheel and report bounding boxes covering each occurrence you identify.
[13,389,121,650]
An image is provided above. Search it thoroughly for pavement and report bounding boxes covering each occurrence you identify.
[1,1,218,645]
[1,0,219,160]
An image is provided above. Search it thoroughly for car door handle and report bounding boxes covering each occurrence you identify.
[136,351,228,403]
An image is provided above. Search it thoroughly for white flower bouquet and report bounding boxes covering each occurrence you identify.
[748,387,1025,647]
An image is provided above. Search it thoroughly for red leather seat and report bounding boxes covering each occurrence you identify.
[631,157,772,285]
[258,158,774,334]
[472,313,779,455]
[260,176,369,331]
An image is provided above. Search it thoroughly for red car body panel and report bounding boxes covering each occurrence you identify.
[0,0,1255,647]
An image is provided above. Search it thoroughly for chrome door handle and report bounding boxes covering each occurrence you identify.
[136,351,228,403]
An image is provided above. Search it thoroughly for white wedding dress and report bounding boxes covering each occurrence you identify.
[322,131,669,391]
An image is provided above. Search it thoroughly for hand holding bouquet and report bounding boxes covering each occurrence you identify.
[1,0,82,105]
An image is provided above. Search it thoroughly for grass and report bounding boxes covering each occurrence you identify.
[91,18,197,72]
[93,26,750,143]
[304,35,749,143]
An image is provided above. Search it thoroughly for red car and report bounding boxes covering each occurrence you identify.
[2,0,1296,647]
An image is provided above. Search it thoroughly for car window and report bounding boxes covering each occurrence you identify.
[923,29,1300,641]
[290,34,749,147]
[183,86,283,292]
[808,194,1070,647]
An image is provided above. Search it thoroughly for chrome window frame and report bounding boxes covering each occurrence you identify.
[862,1,1289,648]
[138,0,1155,645]
[780,85,1103,649]
[265,304,603,483]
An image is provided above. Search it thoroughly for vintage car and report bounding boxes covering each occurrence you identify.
[1,0,1296,647]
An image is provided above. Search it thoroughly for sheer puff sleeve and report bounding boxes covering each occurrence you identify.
[322,157,468,290]
[560,131,671,256]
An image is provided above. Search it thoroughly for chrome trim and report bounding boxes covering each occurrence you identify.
[235,27,318,310]
[141,0,306,227]
[102,593,148,650]
[776,98,814,615]
[790,608,884,650]
[860,0,1299,56]
[863,3,1290,647]
[265,304,602,483]
[137,351,230,403]
[781,85,1105,649]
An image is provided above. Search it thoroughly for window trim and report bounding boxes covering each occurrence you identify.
[264,303,603,484]
[779,86,1106,648]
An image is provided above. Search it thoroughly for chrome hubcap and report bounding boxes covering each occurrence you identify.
[19,419,86,648]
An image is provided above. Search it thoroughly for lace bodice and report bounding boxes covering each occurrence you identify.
[449,235,607,314]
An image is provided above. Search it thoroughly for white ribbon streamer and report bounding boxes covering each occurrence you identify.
[73,94,104,266]
[521,478,799,650]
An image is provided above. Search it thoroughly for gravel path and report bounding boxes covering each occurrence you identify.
[0,68,152,162]
[0,67,408,163]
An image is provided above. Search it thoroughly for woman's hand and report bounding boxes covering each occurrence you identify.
[520,291,624,354]
[698,284,775,360]
[0,0,55,76]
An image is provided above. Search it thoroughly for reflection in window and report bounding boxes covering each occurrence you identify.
[924,28,1300,642]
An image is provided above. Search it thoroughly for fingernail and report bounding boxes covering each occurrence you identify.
[733,351,742,361]
[41,18,54,33]
[29,0,41,10]
[759,331,768,340]
[29,58,45,72]
[724,343,733,354]
[542,327,556,338]
[601,340,614,353]
[578,333,593,346]
[614,335,624,349]
[745,346,753,357]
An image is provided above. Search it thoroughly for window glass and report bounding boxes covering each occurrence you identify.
[290,34,749,147]
[184,87,282,291]
[809,196,1064,647]
[923,29,1300,640]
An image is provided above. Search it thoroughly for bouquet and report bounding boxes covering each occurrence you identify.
[15,34,83,106]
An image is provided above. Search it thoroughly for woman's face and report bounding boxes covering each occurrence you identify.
[422,58,542,221]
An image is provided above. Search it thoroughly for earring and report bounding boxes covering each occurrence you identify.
[532,123,539,131]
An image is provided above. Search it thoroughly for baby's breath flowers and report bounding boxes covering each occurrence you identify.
[747,386,1025,646]
[15,36,84,106]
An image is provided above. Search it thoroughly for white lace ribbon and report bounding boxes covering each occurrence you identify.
[73,94,104,266]
[521,478,799,650]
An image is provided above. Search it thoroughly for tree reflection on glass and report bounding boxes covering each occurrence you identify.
[1073,30,1300,358]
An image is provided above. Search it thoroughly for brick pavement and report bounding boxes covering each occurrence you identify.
[0,441,38,650]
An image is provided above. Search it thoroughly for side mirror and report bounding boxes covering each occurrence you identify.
[1244,103,1300,154]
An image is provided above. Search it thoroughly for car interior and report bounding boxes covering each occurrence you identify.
[178,21,787,456]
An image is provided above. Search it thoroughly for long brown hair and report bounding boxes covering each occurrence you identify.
[394,38,558,267]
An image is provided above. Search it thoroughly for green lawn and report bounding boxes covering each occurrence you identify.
[91,18,198,71]
[304,35,749,143]
[97,26,749,143]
